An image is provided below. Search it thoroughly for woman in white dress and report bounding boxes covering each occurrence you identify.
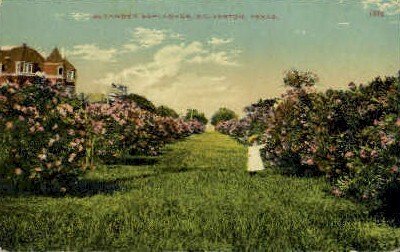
[247,140,265,175]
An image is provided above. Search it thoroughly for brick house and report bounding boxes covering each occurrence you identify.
[0,44,76,92]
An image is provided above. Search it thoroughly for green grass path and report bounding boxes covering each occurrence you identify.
[0,132,399,250]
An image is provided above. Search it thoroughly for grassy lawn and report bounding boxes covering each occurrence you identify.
[0,132,399,250]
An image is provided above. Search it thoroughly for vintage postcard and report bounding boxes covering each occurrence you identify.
[0,0,399,250]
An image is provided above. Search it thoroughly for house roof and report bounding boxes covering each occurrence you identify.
[0,44,45,63]
[47,48,76,70]
[46,47,63,62]
[63,58,76,70]
[0,44,76,72]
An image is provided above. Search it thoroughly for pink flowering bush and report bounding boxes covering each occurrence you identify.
[85,101,145,159]
[262,86,327,175]
[0,79,89,192]
[335,114,400,218]
[0,78,205,193]
[264,71,400,218]
[86,101,205,160]
[215,99,275,144]
[218,69,400,218]
[215,118,250,143]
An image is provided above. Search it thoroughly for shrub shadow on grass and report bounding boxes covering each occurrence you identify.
[319,179,400,228]
[0,173,155,198]
[157,165,205,174]
[371,185,400,227]
[102,155,160,166]
[66,178,126,197]
[263,162,400,226]
[65,172,157,197]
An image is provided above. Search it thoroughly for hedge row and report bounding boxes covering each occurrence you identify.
[217,70,400,220]
[0,78,204,193]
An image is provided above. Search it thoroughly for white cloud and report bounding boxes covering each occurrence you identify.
[362,0,400,15]
[133,27,166,48]
[66,44,117,62]
[69,12,92,21]
[189,51,240,66]
[0,45,18,50]
[116,72,234,117]
[125,28,185,50]
[157,73,234,116]
[122,43,139,52]
[210,76,227,82]
[337,22,350,25]
[98,42,205,87]
[0,45,48,56]
[172,74,231,94]
[97,40,240,89]
[208,37,233,45]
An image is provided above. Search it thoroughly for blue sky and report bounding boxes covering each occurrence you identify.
[0,0,399,116]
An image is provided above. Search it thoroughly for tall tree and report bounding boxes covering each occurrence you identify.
[184,109,208,125]
[211,107,238,126]
[123,93,156,112]
[283,69,319,89]
[156,105,179,118]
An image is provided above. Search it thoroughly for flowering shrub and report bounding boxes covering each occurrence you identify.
[262,87,328,175]
[0,79,88,192]
[85,101,146,159]
[265,75,399,169]
[0,78,205,193]
[215,118,250,143]
[215,99,275,144]
[86,101,205,159]
[262,72,400,214]
[217,70,400,217]
[335,114,400,218]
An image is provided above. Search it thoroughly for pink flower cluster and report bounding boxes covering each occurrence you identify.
[0,81,88,191]
[86,100,204,157]
[0,80,205,191]
[215,71,400,212]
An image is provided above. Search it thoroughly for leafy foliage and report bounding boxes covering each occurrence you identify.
[122,93,157,112]
[184,108,208,125]
[211,107,238,126]
[215,99,276,144]
[0,78,205,193]
[156,105,179,118]
[217,69,400,219]
[0,79,88,192]
[283,69,319,89]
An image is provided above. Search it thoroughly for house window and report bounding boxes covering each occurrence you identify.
[67,70,75,81]
[16,62,33,74]
[58,66,64,76]
[23,63,33,74]
[15,61,23,74]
